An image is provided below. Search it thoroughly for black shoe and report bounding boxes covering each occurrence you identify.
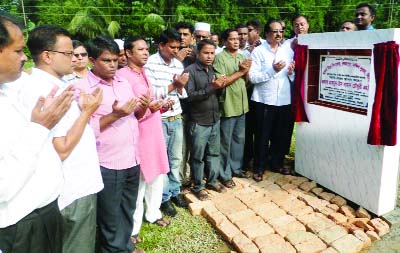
[171,194,188,209]
[160,200,177,217]
[233,172,251,179]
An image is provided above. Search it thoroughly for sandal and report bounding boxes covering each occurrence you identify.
[153,217,170,227]
[253,173,263,182]
[194,189,210,201]
[206,183,227,193]
[131,234,142,244]
[132,248,146,253]
[279,168,291,175]
[223,180,236,188]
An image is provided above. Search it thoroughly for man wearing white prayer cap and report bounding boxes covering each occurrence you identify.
[114,38,127,69]
[194,22,210,43]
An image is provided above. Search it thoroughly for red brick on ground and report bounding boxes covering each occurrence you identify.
[327,204,340,212]
[355,207,371,219]
[260,241,296,253]
[297,212,324,225]
[365,231,381,242]
[275,176,291,187]
[352,219,375,232]
[232,233,259,253]
[242,222,275,239]
[247,201,278,214]
[352,230,372,249]
[233,215,264,231]
[290,177,309,186]
[319,192,336,202]
[330,196,347,207]
[242,196,272,208]
[294,237,327,253]
[232,187,256,197]
[236,191,264,203]
[275,220,306,237]
[285,230,319,245]
[311,187,324,195]
[306,216,336,233]
[317,225,349,244]
[232,177,254,188]
[288,205,314,218]
[201,204,219,219]
[328,212,348,224]
[263,183,282,192]
[257,206,287,221]
[264,172,284,184]
[339,205,356,218]
[215,219,242,242]
[280,199,306,212]
[281,183,298,192]
[214,198,248,215]
[330,234,364,253]
[321,247,339,253]
[268,214,297,228]
[368,218,390,236]
[184,193,200,203]
[226,209,256,224]
[320,207,336,216]
[299,181,317,192]
[188,200,214,215]
[254,233,286,249]
[206,210,228,227]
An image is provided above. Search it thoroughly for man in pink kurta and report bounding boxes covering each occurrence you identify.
[117,36,171,239]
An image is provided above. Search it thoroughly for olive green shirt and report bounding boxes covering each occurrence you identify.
[213,49,249,117]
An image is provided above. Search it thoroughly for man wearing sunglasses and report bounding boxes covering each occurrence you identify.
[194,22,211,44]
[249,19,295,179]
[18,25,103,253]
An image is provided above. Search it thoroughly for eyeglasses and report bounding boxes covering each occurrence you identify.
[195,35,208,40]
[271,30,285,34]
[74,52,88,58]
[47,50,74,57]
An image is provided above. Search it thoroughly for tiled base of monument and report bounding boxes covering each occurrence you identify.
[185,172,391,253]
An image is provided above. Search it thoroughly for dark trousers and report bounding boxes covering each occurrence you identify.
[243,100,256,171]
[0,200,62,253]
[97,165,140,253]
[253,103,294,174]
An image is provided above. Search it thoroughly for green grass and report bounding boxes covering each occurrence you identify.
[138,207,230,253]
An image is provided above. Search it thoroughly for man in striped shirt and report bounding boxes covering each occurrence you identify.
[145,28,189,217]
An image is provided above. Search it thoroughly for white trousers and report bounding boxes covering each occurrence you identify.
[132,173,164,235]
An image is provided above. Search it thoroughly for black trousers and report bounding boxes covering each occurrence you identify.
[253,103,294,173]
[97,165,140,253]
[0,200,62,253]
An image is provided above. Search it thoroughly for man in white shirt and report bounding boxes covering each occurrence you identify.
[145,28,189,217]
[0,12,73,253]
[19,25,104,253]
[249,19,295,179]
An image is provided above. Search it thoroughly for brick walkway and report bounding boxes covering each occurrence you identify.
[184,171,391,253]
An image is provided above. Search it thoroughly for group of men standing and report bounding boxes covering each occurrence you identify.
[0,2,378,253]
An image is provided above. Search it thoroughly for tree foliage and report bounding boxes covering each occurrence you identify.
[3,0,399,41]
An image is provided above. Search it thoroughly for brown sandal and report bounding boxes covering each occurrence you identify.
[253,173,263,182]
[223,180,236,188]
[131,234,142,244]
[194,189,210,201]
[153,217,170,227]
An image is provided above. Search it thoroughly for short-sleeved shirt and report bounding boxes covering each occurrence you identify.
[213,49,248,117]
[184,61,219,125]
[144,52,187,118]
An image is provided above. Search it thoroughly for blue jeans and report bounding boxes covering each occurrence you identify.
[219,114,246,181]
[189,121,220,192]
[162,118,183,203]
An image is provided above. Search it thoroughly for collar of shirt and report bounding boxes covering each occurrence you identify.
[156,51,179,67]
[87,70,122,88]
[194,60,212,72]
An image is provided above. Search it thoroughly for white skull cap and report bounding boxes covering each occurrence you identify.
[114,39,124,50]
[194,22,211,32]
